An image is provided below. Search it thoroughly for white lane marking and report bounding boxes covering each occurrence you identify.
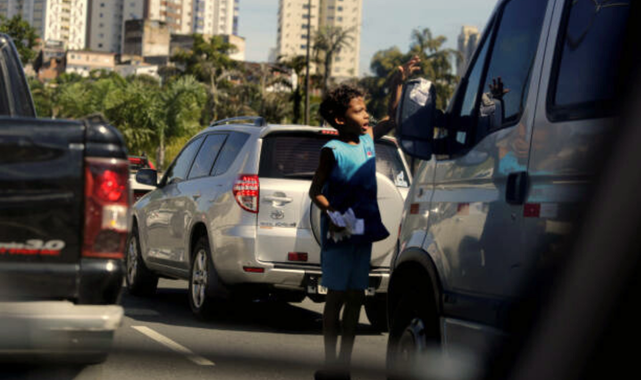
[132,325,215,366]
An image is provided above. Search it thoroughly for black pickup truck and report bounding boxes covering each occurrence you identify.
[0,34,128,362]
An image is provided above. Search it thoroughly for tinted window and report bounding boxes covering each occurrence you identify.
[549,0,630,121]
[260,134,324,180]
[447,23,495,152]
[162,136,204,186]
[1,45,35,117]
[259,133,409,187]
[211,132,249,176]
[0,60,9,116]
[477,0,548,132]
[188,134,227,179]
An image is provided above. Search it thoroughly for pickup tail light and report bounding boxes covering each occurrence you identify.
[233,174,259,213]
[83,157,130,259]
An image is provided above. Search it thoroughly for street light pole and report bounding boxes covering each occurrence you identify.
[304,0,312,125]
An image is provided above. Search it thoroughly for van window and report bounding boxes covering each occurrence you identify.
[476,0,548,134]
[548,0,631,121]
[188,134,227,180]
[211,132,249,176]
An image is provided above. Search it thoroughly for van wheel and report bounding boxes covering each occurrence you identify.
[365,294,389,332]
[386,296,439,379]
[125,225,158,296]
[188,236,220,319]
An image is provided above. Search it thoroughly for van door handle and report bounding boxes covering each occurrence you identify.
[264,196,293,204]
[506,171,529,205]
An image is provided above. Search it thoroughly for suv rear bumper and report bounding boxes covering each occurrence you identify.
[221,262,390,294]
[0,301,123,359]
[213,225,390,294]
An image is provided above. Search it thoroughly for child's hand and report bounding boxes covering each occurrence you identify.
[397,55,421,82]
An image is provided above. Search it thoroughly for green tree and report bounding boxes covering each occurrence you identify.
[362,28,460,114]
[278,55,307,124]
[0,15,38,64]
[409,28,460,108]
[172,34,237,123]
[313,26,355,95]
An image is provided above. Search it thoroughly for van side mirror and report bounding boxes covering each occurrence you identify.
[136,169,158,187]
[396,78,437,160]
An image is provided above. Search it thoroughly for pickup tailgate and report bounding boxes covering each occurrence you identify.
[0,117,85,299]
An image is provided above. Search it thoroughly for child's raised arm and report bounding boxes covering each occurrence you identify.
[371,55,421,140]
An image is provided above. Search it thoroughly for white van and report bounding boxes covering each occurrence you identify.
[387,0,633,367]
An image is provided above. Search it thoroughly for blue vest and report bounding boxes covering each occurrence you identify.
[321,134,389,245]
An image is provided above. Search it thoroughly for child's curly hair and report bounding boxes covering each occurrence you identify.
[319,84,365,130]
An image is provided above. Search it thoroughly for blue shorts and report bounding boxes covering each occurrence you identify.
[321,242,372,291]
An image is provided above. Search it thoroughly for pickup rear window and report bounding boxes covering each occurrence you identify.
[259,132,409,187]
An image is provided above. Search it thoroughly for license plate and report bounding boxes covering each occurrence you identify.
[306,275,327,295]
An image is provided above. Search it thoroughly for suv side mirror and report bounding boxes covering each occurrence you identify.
[136,169,158,187]
[396,78,437,160]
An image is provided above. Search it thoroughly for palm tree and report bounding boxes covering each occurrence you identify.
[172,34,237,122]
[313,26,355,95]
[410,28,461,109]
[278,55,307,123]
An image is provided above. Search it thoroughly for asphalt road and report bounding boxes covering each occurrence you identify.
[5,279,388,380]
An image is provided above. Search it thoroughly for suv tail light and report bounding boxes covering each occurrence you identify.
[233,174,259,213]
[83,157,130,259]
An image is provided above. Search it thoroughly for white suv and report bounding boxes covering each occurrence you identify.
[127,118,411,327]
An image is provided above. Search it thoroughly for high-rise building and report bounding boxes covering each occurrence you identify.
[2,0,241,55]
[276,0,361,80]
[144,0,237,37]
[457,25,479,77]
[1,0,88,50]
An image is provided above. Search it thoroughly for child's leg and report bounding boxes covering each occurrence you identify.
[323,289,346,366]
[338,289,365,366]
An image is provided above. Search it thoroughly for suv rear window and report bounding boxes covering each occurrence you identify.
[259,132,409,187]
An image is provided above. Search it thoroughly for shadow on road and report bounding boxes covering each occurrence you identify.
[120,284,382,336]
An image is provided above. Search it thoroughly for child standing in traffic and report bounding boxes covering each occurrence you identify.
[309,56,420,380]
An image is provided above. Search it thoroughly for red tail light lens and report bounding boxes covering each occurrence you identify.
[233,174,259,213]
[288,252,308,262]
[84,157,130,259]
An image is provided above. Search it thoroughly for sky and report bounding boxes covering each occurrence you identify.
[237,0,499,77]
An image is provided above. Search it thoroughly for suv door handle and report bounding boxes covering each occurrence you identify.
[263,196,293,204]
[506,171,529,205]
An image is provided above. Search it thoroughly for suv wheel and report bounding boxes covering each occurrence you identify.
[188,236,220,318]
[365,294,389,332]
[125,225,158,296]
[387,295,439,379]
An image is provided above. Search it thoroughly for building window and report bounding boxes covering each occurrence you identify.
[100,3,105,7]
[337,17,343,22]
[337,7,343,11]
[301,44,307,49]
[98,43,103,48]
[301,34,308,39]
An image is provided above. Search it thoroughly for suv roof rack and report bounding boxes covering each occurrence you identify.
[209,116,266,128]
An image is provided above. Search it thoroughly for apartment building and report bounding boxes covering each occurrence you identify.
[144,0,238,36]
[86,0,145,53]
[65,49,115,76]
[1,0,88,50]
[276,0,361,79]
